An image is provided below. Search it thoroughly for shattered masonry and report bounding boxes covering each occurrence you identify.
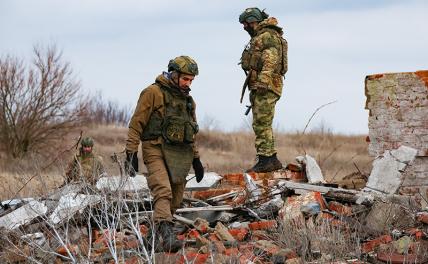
[365,70,428,194]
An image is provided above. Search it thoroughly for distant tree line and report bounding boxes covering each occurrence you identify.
[0,46,131,158]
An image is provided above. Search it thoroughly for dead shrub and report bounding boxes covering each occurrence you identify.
[0,45,87,158]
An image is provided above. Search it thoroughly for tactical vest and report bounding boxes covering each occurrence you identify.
[141,84,198,184]
[240,27,288,76]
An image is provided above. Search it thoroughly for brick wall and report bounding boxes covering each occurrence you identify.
[365,70,428,188]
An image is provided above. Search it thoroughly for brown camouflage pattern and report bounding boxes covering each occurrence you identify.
[242,17,287,97]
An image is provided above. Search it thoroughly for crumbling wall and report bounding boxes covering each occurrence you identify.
[365,70,428,189]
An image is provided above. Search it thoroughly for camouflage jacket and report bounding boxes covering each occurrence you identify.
[240,17,288,97]
[65,152,105,185]
[125,73,200,158]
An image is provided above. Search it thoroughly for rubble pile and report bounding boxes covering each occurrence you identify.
[1,154,428,263]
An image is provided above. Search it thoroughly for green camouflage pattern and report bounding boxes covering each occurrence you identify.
[168,55,199,76]
[81,137,94,147]
[241,17,287,97]
[65,152,105,185]
[250,90,280,156]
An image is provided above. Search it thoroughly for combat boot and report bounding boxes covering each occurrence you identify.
[247,153,283,173]
[157,221,183,252]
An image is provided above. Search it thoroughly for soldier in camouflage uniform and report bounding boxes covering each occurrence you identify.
[65,137,105,185]
[124,56,204,252]
[239,7,288,173]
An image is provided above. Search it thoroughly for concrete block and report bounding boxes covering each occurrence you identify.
[296,155,326,184]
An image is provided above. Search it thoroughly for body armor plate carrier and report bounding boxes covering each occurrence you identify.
[141,85,198,184]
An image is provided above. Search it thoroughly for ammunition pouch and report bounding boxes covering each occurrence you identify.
[162,117,198,144]
[241,49,251,71]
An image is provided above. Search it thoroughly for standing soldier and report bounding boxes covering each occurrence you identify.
[239,7,288,173]
[124,56,204,252]
[65,137,105,185]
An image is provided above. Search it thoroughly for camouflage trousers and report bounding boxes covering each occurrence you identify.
[250,90,280,157]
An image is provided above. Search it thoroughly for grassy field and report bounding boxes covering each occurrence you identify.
[0,125,372,200]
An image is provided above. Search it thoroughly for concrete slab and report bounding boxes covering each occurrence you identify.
[390,145,418,166]
[96,174,149,192]
[0,200,47,230]
[364,146,418,194]
[48,183,84,200]
[49,193,101,224]
[185,172,222,191]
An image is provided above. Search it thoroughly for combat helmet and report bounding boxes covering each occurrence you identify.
[81,137,94,147]
[168,56,199,76]
[239,7,269,23]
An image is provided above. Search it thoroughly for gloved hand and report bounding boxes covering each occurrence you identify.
[125,151,139,177]
[192,158,204,183]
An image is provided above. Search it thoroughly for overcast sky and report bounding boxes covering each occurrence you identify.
[1,0,427,134]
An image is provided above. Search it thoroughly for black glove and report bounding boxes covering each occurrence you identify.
[125,151,139,177]
[192,158,204,183]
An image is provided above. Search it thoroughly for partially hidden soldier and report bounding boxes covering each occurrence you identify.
[65,137,105,185]
[239,7,288,173]
[124,55,204,252]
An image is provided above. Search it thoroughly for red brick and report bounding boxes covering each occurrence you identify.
[405,228,425,240]
[328,201,353,216]
[57,244,79,256]
[415,70,428,88]
[139,224,148,237]
[361,235,393,253]
[228,228,249,241]
[208,233,220,242]
[248,220,277,230]
[193,189,233,200]
[187,229,201,239]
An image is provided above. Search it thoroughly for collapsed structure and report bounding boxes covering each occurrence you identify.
[0,70,427,263]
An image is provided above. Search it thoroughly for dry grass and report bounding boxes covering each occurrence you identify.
[0,125,372,200]
[197,129,372,180]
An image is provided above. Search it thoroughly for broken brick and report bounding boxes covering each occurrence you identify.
[214,222,236,242]
[361,235,393,253]
[328,201,353,216]
[57,244,79,256]
[139,224,149,237]
[187,229,201,239]
[404,228,425,240]
[248,220,277,231]
[194,217,211,233]
[193,188,233,200]
[228,228,249,241]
